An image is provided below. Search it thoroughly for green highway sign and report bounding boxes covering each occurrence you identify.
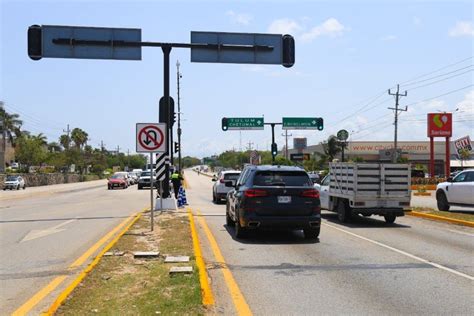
[222,117,264,131]
[282,117,323,130]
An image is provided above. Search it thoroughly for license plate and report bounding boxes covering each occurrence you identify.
[278,196,291,203]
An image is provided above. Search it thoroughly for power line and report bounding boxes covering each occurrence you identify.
[405,69,473,91]
[404,84,473,107]
[401,65,473,88]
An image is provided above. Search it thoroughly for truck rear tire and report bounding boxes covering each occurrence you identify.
[337,201,351,223]
[384,214,396,224]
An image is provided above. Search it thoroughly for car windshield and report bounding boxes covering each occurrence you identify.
[224,173,240,181]
[253,171,312,187]
[141,171,154,177]
[111,174,124,179]
[6,176,19,181]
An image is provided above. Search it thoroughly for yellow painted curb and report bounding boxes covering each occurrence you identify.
[42,211,144,315]
[407,211,474,228]
[187,208,215,306]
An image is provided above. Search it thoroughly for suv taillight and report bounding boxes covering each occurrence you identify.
[301,189,319,199]
[244,189,268,198]
[220,179,225,183]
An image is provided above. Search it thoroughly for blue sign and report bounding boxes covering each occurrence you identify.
[40,25,142,60]
[191,31,283,65]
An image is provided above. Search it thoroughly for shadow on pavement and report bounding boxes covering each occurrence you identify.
[223,224,320,245]
[0,215,132,224]
[321,212,411,229]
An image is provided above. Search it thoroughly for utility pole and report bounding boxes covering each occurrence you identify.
[388,84,407,163]
[246,141,254,151]
[176,60,182,172]
[63,124,71,149]
[127,149,130,170]
[100,140,105,152]
[116,145,120,155]
[281,130,292,159]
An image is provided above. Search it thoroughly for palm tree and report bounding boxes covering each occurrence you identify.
[71,128,89,150]
[1,105,23,149]
[33,133,48,146]
[316,135,342,163]
[59,134,71,150]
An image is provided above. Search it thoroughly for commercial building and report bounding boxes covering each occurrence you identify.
[288,140,473,176]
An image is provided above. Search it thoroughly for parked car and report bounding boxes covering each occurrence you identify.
[212,170,241,203]
[107,173,129,190]
[436,169,474,211]
[226,165,321,239]
[128,172,138,185]
[3,175,26,190]
[137,170,158,190]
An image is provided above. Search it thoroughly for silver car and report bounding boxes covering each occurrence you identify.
[212,170,241,203]
[3,175,26,190]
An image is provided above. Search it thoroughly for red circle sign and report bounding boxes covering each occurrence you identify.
[138,125,164,151]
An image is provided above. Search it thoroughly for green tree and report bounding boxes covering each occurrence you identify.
[15,134,48,168]
[71,128,89,150]
[59,134,71,150]
[1,106,23,148]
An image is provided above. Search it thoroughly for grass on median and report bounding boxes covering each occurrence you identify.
[411,207,474,223]
[56,213,204,316]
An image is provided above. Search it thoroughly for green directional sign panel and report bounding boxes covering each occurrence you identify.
[222,117,264,131]
[282,117,323,130]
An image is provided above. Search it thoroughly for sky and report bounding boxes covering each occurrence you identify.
[1,0,473,158]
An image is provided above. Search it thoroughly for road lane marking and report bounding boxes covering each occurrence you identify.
[323,222,474,281]
[68,213,136,269]
[195,209,253,316]
[445,229,474,237]
[44,212,143,315]
[12,276,68,316]
[187,208,214,306]
[12,210,141,315]
[21,219,77,242]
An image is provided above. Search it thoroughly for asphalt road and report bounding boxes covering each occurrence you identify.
[185,170,474,315]
[411,192,474,213]
[0,180,149,314]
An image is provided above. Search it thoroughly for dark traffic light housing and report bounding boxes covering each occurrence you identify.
[222,117,228,131]
[316,117,324,131]
[159,96,175,128]
[271,143,278,157]
[174,141,180,154]
[28,25,42,60]
[282,34,295,68]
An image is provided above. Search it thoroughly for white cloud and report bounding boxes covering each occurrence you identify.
[267,18,302,34]
[413,16,422,26]
[300,18,347,42]
[381,35,397,41]
[449,21,474,37]
[456,89,474,114]
[226,10,252,26]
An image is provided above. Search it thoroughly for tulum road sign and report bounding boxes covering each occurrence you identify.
[282,117,323,130]
[136,123,167,153]
[222,117,264,131]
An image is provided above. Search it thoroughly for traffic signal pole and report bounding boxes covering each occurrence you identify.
[161,45,172,198]
[264,122,282,163]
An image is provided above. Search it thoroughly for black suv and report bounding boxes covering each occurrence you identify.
[226,165,321,239]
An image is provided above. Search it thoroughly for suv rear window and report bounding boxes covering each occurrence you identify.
[224,173,240,181]
[253,171,312,187]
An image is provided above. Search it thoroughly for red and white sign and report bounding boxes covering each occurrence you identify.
[427,113,452,137]
[454,135,472,156]
[136,123,167,153]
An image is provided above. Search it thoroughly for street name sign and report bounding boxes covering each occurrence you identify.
[191,31,294,67]
[136,123,167,153]
[222,117,264,131]
[282,117,323,130]
[28,25,142,60]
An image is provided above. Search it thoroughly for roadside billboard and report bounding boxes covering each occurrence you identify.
[427,113,452,137]
[454,136,472,158]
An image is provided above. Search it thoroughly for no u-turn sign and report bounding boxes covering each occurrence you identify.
[136,123,167,153]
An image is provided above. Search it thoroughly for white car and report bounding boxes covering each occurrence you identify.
[3,175,26,190]
[137,170,157,190]
[314,175,330,210]
[436,169,474,211]
[212,170,241,203]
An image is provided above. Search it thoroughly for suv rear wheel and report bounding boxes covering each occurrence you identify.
[436,191,450,211]
[234,212,246,239]
[304,228,320,239]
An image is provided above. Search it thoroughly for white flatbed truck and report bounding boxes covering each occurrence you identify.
[316,162,411,223]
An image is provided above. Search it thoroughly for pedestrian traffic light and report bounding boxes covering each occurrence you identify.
[271,143,278,157]
[316,117,324,131]
[174,141,180,154]
[222,117,228,131]
[282,35,295,68]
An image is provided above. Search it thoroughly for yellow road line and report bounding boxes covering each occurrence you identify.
[68,213,136,269]
[12,276,68,316]
[44,212,143,315]
[12,209,144,316]
[187,208,214,306]
[195,210,252,316]
[407,211,474,228]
